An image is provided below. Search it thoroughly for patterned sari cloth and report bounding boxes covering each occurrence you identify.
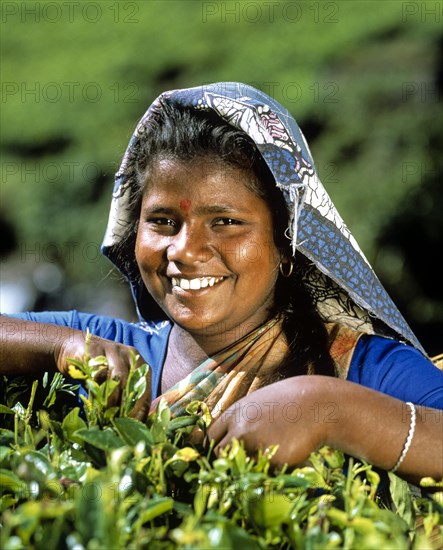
[149,318,371,419]
[101,82,428,414]
[150,316,288,419]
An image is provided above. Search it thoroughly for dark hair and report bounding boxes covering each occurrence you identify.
[135,102,289,248]
[116,101,334,377]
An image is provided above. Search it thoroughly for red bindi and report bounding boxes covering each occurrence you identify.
[179,199,192,212]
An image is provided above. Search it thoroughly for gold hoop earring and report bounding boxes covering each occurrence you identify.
[279,260,294,278]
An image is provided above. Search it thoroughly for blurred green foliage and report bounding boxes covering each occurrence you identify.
[1,1,442,350]
[1,353,442,549]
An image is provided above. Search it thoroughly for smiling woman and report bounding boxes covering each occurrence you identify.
[135,158,281,350]
[1,83,442,485]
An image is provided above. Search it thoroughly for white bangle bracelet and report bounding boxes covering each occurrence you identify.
[391,402,416,473]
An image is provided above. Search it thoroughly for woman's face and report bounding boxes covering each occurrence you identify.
[135,157,281,347]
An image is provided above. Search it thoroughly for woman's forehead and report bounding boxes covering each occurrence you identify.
[148,155,244,176]
[140,158,273,217]
[144,156,262,196]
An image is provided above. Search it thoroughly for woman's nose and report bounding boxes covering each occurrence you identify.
[166,224,211,264]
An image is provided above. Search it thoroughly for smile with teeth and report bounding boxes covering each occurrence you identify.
[171,276,225,290]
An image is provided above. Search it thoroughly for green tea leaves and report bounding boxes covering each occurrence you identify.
[1,348,442,549]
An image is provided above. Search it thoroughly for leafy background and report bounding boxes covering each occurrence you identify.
[1,358,442,549]
[1,0,442,354]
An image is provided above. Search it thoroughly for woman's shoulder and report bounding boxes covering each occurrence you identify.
[353,333,436,367]
[4,310,172,345]
[349,333,443,408]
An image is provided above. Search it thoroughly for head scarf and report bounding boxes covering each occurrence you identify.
[102,82,425,355]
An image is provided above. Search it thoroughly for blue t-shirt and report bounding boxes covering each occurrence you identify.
[7,310,443,409]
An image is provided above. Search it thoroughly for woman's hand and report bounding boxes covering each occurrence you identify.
[0,317,151,421]
[207,375,443,484]
[56,331,151,421]
[207,376,331,468]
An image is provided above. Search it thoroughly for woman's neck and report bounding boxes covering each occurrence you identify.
[160,324,210,393]
[169,324,211,365]
[172,322,253,358]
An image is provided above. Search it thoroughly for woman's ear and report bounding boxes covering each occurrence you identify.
[279,256,294,278]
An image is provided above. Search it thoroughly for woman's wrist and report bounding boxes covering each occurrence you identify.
[289,375,400,469]
[304,376,441,482]
[307,376,344,452]
[284,375,338,452]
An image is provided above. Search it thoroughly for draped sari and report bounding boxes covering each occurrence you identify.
[101,82,431,415]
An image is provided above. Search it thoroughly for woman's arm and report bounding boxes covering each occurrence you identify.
[207,375,442,484]
[1,316,135,376]
[321,376,442,484]
[1,316,69,375]
[0,316,151,419]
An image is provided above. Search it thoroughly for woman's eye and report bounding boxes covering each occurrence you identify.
[214,218,241,226]
[149,218,175,226]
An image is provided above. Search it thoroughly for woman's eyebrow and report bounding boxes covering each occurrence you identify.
[142,204,253,215]
[194,204,253,215]
[141,206,177,215]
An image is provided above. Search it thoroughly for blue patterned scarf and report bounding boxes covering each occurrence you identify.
[102,82,424,354]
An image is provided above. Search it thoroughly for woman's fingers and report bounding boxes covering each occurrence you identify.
[92,364,109,385]
[205,382,320,467]
[107,378,123,409]
[207,414,230,448]
[129,396,150,422]
[129,373,152,422]
[60,334,153,416]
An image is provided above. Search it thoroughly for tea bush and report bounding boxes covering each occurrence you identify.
[1,349,441,549]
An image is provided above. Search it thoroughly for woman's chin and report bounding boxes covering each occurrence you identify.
[170,310,222,337]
